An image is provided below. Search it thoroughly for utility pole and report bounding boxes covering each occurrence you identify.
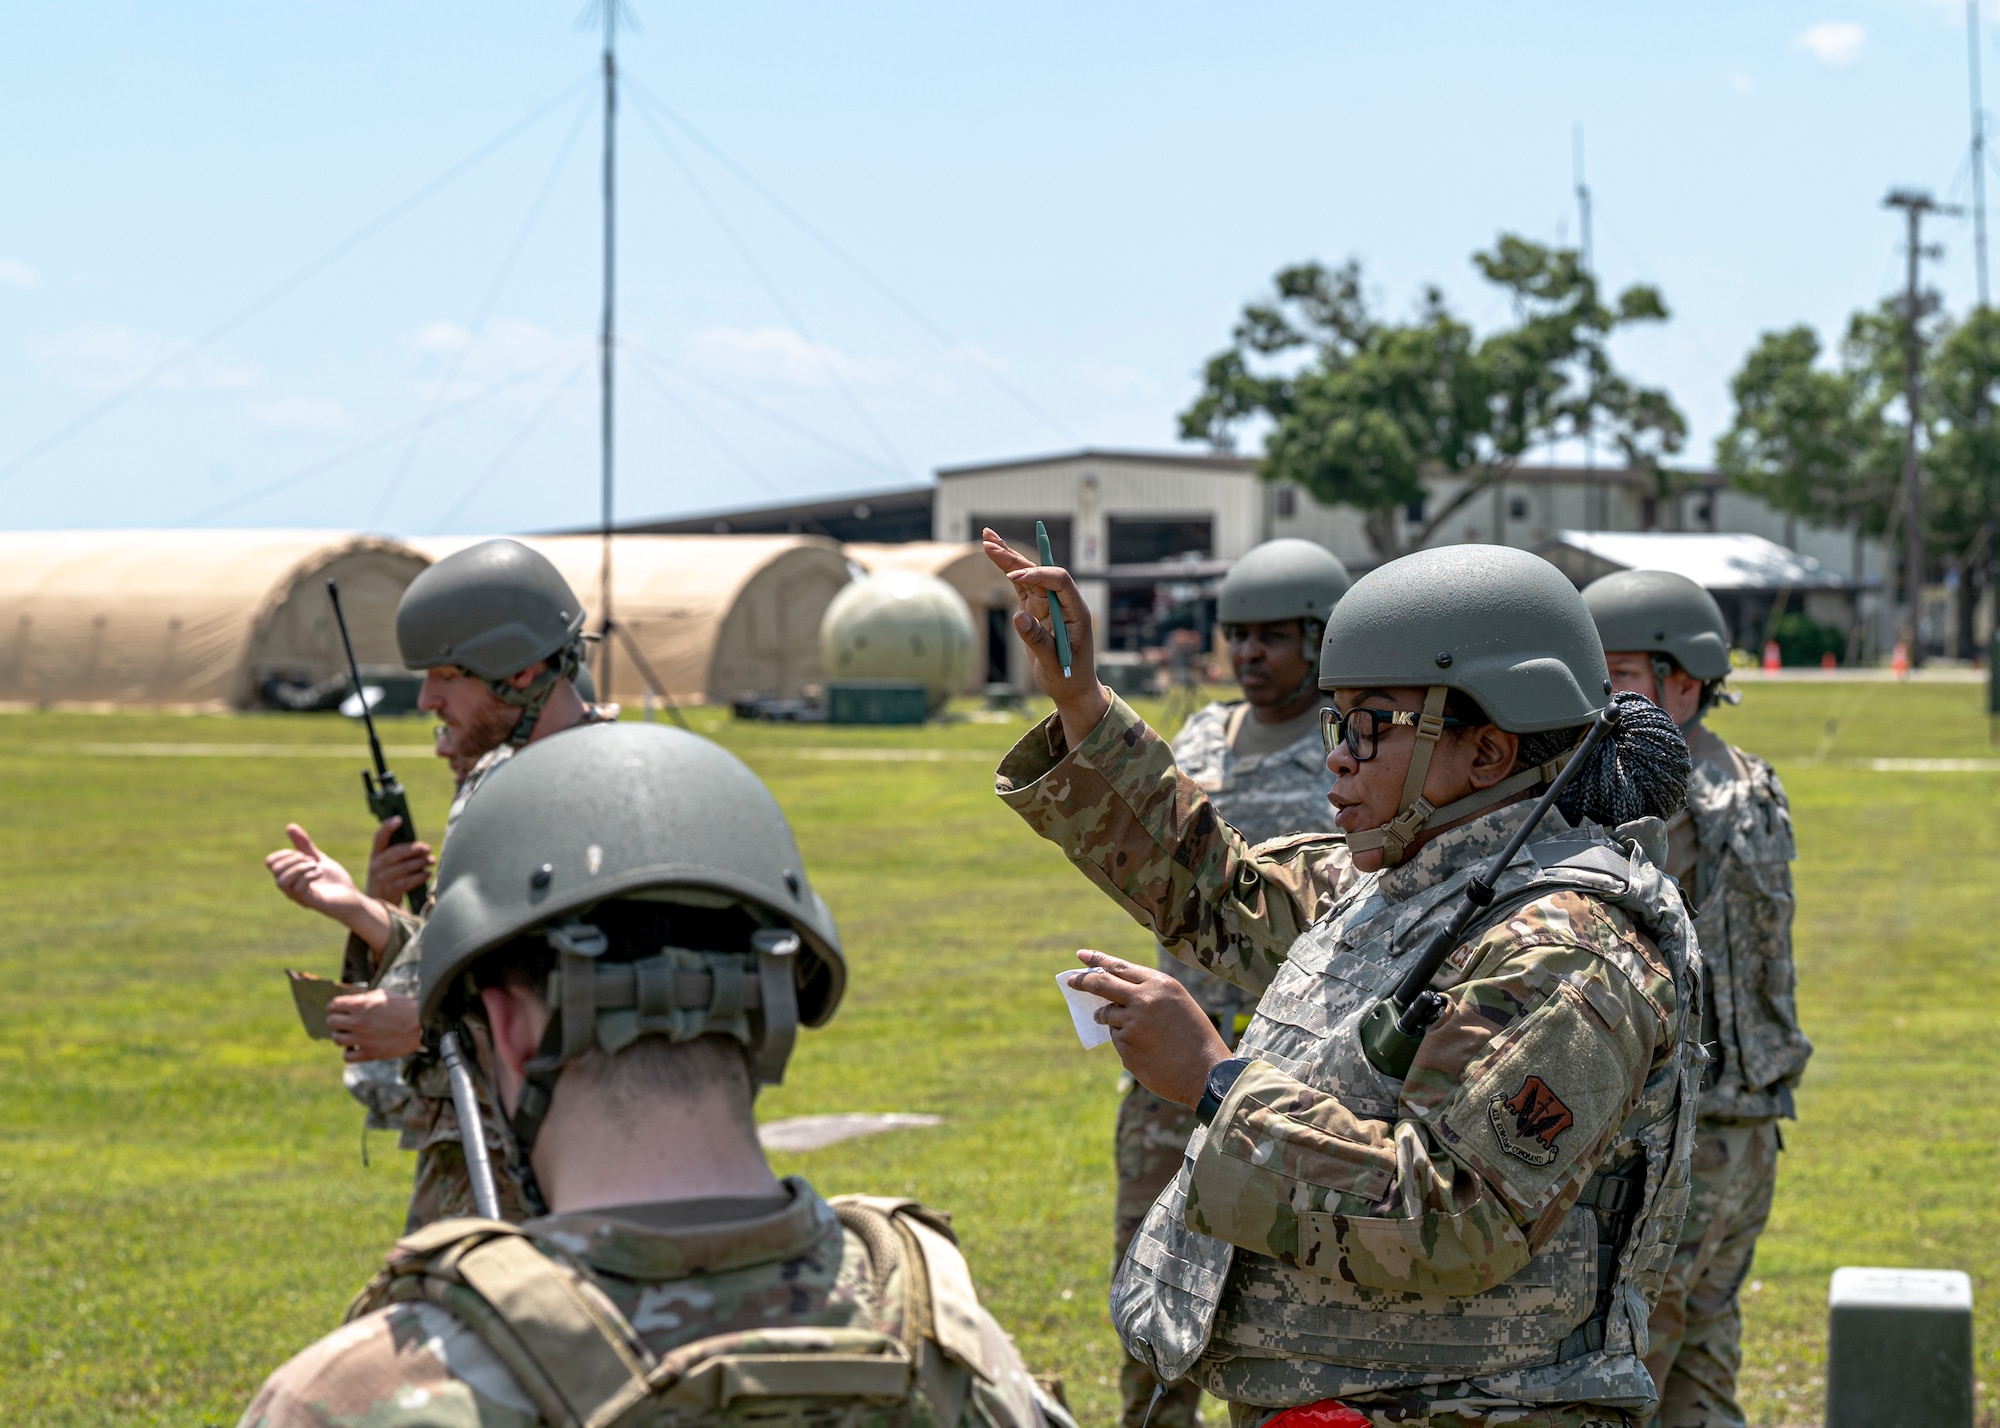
[596,1,621,699]
[1972,0,1990,308]
[1574,124,1599,529]
[1885,189,1956,665]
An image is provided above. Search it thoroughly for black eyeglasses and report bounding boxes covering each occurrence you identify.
[1320,706,1467,761]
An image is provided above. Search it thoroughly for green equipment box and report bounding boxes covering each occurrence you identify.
[827,681,928,726]
[1827,1266,1973,1428]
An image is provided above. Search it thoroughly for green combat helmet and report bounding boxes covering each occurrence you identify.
[1319,543,1609,867]
[417,721,845,1209]
[397,538,589,745]
[1217,537,1352,627]
[1582,567,1735,727]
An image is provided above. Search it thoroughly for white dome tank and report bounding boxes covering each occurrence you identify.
[819,570,976,710]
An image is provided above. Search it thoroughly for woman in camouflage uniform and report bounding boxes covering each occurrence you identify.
[988,537,1702,1428]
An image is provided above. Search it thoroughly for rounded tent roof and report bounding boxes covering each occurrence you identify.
[0,530,429,709]
[846,541,1014,613]
[406,534,853,704]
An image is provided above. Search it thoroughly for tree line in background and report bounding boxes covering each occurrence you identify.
[1181,238,2000,656]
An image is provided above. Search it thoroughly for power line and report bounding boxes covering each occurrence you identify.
[624,78,1081,445]
[180,349,582,525]
[432,357,594,531]
[368,91,597,529]
[629,96,910,477]
[624,342,906,480]
[0,73,595,491]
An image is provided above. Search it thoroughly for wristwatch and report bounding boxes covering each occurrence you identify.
[1196,1057,1249,1126]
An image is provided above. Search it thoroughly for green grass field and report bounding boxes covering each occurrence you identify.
[1,680,1996,1426]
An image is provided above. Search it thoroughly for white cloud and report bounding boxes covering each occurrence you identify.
[247,397,353,432]
[1796,22,1864,66]
[1726,69,1755,94]
[406,318,588,403]
[26,323,257,393]
[0,258,41,290]
[689,326,894,387]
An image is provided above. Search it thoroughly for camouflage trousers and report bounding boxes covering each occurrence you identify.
[1227,1398,1629,1428]
[404,1137,529,1233]
[1638,1116,1780,1428]
[1117,1080,1205,1428]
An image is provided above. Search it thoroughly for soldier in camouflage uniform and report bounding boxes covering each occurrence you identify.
[983,532,1701,1427]
[1585,570,1811,1428]
[240,722,1074,1428]
[263,539,607,1228]
[1121,539,1351,1428]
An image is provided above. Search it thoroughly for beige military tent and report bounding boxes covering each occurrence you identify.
[0,530,428,710]
[846,541,1016,693]
[407,534,852,705]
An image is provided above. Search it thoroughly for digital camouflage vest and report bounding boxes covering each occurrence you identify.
[1166,702,1336,1022]
[1683,737,1810,1120]
[346,1195,1060,1428]
[1112,821,1702,1413]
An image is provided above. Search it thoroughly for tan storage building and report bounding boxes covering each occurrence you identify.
[0,530,427,710]
[409,534,852,705]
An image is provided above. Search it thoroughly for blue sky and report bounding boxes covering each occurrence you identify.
[0,2,1992,534]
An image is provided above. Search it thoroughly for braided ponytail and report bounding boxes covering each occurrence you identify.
[1553,690,1690,828]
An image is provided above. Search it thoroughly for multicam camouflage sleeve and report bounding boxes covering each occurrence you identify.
[1186,892,1676,1295]
[996,695,1348,997]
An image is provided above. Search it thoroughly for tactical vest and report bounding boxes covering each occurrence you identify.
[1111,819,1701,1412]
[348,1196,1028,1428]
[1685,746,1811,1120]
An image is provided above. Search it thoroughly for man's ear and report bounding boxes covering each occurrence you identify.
[480,983,549,1079]
[504,659,552,693]
[1465,724,1521,790]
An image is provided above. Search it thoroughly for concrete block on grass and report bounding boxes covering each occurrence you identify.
[1826,1265,1972,1428]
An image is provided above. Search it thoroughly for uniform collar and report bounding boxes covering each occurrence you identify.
[525,1175,836,1280]
[1376,799,1560,905]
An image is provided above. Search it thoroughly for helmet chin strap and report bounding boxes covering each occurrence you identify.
[1344,685,1578,867]
[485,638,585,748]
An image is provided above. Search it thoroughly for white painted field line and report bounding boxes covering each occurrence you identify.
[1833,757,2000,773]
[758,747,992,763]
[61,742,436,760]
[757,1112,943,1152]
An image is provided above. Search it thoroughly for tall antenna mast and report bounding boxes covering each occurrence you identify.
[1574,124,1598,527]
[595,0,622,697]
[1972,0,1990,308]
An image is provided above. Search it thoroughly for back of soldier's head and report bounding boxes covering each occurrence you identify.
[418,722,846,1148]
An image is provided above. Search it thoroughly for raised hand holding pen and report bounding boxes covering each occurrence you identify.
[980,526,1110,750]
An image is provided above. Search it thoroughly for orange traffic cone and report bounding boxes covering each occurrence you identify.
[1821,651,1838,670]
[1762,640,1782,672]
[1891,641,1910,679]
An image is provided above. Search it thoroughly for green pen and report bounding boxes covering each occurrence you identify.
[1035,520,1073,678]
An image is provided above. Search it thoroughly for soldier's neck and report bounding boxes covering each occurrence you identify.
[531,1084,783,1215]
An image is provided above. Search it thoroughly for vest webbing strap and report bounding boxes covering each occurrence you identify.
[353,1208,969,1427]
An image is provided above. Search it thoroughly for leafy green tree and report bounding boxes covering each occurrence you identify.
[1180,238,1686,557]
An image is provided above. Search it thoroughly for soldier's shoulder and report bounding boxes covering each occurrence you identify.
[1725,742,1786,796]
[239,1300,537,1427]
[1249,828,1345,861]
[1170,699,1238,745]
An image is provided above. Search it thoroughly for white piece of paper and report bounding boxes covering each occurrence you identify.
[1057,969,1113,1049]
